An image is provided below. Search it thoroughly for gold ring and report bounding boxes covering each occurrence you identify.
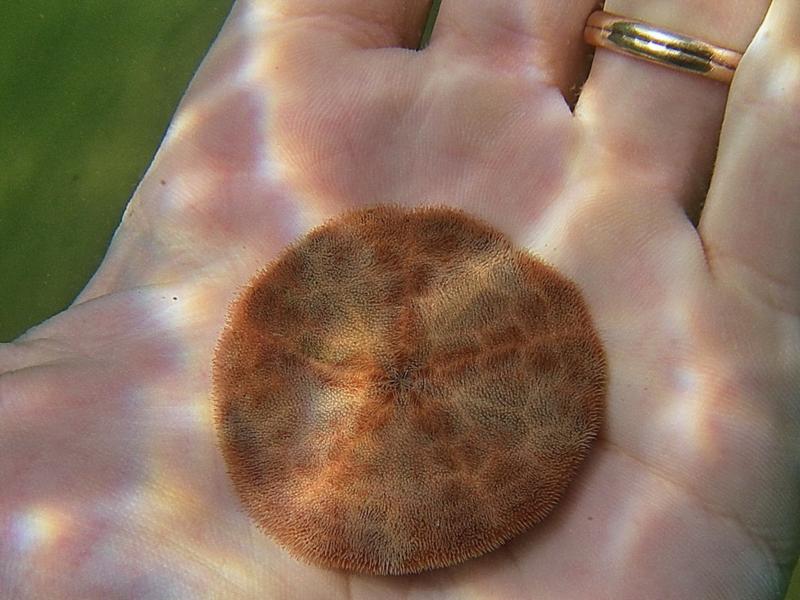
[584,11,742,84]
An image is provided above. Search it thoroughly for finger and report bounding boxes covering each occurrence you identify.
[699,0,800,313]
[426,0,601,103]
[267,0,432,50]
[575,1,769,215]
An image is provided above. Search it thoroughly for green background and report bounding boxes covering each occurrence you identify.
[0,2,797,597]
[0,0,231,340]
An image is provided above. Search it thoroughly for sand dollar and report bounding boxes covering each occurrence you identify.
[212,204,607,575]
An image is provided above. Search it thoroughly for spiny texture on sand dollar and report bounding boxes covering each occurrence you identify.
[212,204,607,575]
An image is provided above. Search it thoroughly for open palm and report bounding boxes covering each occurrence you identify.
[2,1,798,598]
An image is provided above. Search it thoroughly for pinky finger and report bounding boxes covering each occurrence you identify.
[698,0,800,314]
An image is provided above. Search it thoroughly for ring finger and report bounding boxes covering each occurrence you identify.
[575,0,769,216]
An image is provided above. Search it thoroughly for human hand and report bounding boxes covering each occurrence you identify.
[1,0,798,598]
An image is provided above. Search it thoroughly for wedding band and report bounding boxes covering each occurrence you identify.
[583,11,742,84]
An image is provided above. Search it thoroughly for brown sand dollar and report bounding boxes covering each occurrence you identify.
[212,204,607,575]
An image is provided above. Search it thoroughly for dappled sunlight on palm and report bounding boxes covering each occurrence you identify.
[1,1,797,599]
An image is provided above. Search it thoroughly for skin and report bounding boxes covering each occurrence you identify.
[1,0,798,598]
